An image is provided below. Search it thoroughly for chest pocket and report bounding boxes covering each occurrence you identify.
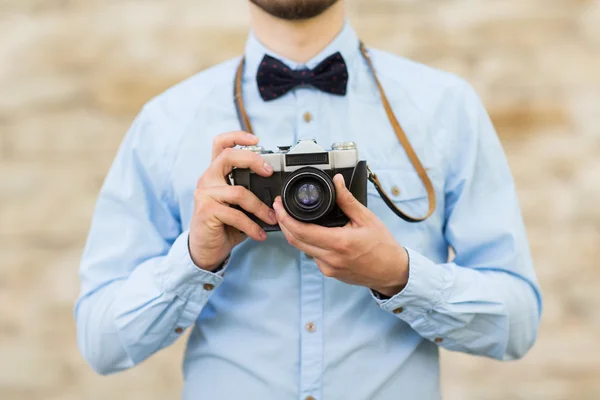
[366,168,433,223]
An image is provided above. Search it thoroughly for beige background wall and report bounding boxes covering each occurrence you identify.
[1,1,599,399]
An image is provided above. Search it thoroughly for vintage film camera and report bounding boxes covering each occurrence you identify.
[230,140,368,232]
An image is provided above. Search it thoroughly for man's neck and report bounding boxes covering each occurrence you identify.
[249,2,346,64]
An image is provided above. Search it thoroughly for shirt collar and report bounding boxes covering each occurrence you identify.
[243,21,360,80]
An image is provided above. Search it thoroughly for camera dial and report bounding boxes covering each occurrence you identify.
[331,141,357,150]
[241,145,265,153]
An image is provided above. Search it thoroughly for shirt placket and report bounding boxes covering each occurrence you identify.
[295,86,324,400]
[298,252,324,400]
[294,87,322,143]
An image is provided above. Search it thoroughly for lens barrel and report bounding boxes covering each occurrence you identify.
[282,167,336,222]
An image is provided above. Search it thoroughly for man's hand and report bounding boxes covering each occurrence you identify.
[273,174,409,297]
[189,131,277,271]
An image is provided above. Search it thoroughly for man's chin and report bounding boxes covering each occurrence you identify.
[250,0,339,21]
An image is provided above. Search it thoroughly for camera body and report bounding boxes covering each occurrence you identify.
[230,139,368,232]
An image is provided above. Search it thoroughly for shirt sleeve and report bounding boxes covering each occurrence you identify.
[373,81,543,361]
[74,105,224,375]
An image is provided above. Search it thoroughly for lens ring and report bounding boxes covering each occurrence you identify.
[282,168,336,222]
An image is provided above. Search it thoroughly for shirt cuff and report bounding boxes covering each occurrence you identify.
[372,247,451,321]
[154,230,227,305]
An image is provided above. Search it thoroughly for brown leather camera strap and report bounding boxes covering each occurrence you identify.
[233,43,436,223]
[234,59,254,134]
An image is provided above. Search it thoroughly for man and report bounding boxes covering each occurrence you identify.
[75,1,542,399]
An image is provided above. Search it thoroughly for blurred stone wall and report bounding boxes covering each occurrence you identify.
[1,0,599,399]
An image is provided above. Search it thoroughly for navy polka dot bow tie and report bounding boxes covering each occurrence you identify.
[256,52,348,101]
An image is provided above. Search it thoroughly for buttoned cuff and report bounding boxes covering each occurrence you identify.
[154,230,227,305]
[372,247,451,321]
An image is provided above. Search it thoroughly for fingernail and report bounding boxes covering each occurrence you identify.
[264,162,273,174]
[269,210,276,223]
[246,133,256,139]
[259,230,267,240]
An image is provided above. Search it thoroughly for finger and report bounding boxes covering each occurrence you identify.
[314,258,338,278]
[229,229,249,247]
[212,203,267,242]
[209,148,274,181]
[272,197,337,249]
[203,185,277,225]
[277,217,331,259]
[333,174,369,225]
[212,131,258,160]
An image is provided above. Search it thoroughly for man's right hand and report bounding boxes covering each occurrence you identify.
[188,131,277,271]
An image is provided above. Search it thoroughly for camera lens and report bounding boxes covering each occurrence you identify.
[295,183,321,208]
[282,167,336,222]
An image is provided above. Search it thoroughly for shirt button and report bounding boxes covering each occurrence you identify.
[174,327,184,334]
[305,322,316,333]
[434,337,443,344]
[392,307,403,314]
[303,111,313,123]
[391,185,401,197]
[203,283,215,291]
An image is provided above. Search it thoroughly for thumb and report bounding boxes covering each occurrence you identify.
[333,174,367,224]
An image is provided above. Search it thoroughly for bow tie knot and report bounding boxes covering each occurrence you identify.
[256,52,349,101]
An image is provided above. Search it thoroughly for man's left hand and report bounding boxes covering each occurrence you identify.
[273,174,409,298]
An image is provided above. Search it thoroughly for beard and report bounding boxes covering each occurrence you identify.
[250,0,339,20]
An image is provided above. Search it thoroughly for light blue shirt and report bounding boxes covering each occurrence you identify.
[76,23,542,400]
